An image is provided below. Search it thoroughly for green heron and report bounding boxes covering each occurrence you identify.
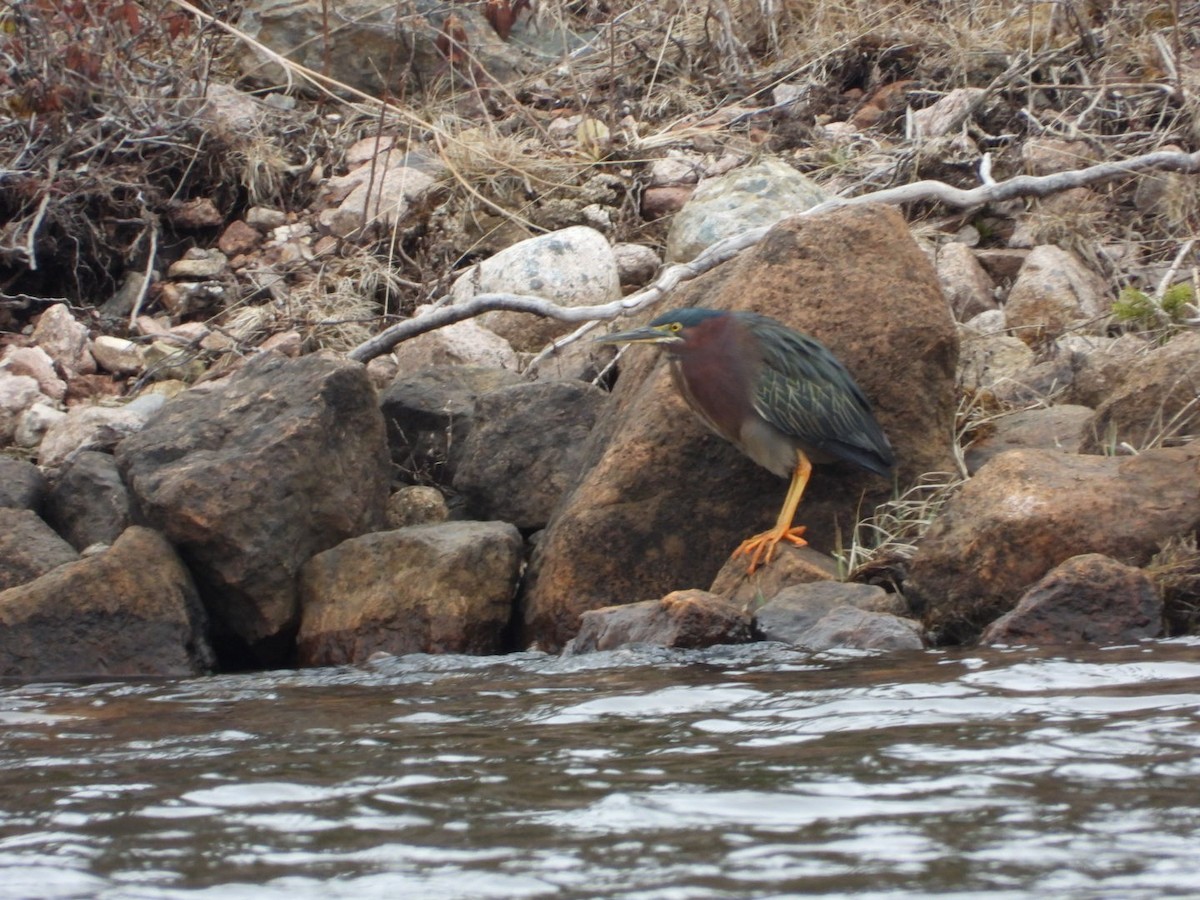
[598,307,894,572]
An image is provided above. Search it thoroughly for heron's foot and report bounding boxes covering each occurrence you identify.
[734,525,808,574]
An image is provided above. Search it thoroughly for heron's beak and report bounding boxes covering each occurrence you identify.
[594,324,681,346]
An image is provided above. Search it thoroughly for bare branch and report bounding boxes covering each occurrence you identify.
[348,148,1200,364]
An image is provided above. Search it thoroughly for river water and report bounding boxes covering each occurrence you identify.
[2,639,1200,899]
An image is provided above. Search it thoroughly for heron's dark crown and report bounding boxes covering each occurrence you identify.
[648,307,728,330]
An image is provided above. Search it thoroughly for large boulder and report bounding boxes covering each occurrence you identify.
[116,352,390,666]
[296,521,523,665]
[0,527,213,678]
[452,380,609,529]
[906,445,1200,644]
[521,203,959,650]
[452,226,622,352]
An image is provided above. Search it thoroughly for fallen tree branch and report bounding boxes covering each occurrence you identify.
[348,148,1200,364]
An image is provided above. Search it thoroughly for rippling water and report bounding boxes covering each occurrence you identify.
[3,639,1200,898]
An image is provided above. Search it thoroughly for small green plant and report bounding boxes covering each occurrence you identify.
[1112,283,1195,331]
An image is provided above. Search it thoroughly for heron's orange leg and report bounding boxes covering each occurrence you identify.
[734,451,811,573]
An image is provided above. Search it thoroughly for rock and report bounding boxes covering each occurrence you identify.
[31,303,95,375]
[1080,331,1200,454]
[235,0,560,98]
[116,353,390,665]
[0,374,46,444]
[246,206,288,230]
[218,219,262,256]
[167,247,228,279]
[1064,333,1151,409]
[964,405,1093,474]
[13,402,65,449]
[521,204,959,650]
[710,544,839,609]
[911,87,985,138]
[391,305,519,374]
[38,402,157,468]
[0,527,213,678]
[1004,244,1110,346]
[937,241,998,320]
[641,185,695,219]
[296,521,524,665]
[43,451,131,551]
[318,161,440,238]
[166,197,223,229]
[794,604,926,651]
[91,336,146,376]
[453,380,609,530]
[566,590,752,654]
[979,553,1161,646]
[973,248,1029,282]
[0,458,47,510]
[386,485,450,528]
[665,157,830,263]
[380,366,523,484]
[0,508,80,591]
[753,581,922,651]
[647,153,704,185]
[450,226,621,352]
[906,445,1200,644]
[957,331,1035,395]
[613,242,662,287]
[0,345,67,400]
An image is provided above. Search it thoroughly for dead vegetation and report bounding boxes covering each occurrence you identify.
[3,0,1197,351]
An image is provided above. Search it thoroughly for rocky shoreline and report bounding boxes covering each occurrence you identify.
[2,2,1199,679]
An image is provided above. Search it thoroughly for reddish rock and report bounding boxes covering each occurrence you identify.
[566,590,751,654]
[217,219,263,256]
[907,445,1200,644]
[521,204,959,650]
[296,522,523,665]
[0,508,79,591]
[116,352,390,666]
[641,185,695,219]
[166,197,223,229]
[710,544,838,609]
[1080,331,1200,454]
[0,527,213,679]
[980,553,1160,646]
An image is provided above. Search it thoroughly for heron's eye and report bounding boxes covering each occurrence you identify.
[668,322,682,333]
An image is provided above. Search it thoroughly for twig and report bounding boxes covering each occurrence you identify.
[348,148,1200,364]
[128,219,159,330]
[23,155,59,272]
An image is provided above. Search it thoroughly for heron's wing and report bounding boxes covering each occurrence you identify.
[749,322,894,475]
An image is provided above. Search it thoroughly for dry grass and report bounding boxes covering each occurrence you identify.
[1,0,1196,355]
